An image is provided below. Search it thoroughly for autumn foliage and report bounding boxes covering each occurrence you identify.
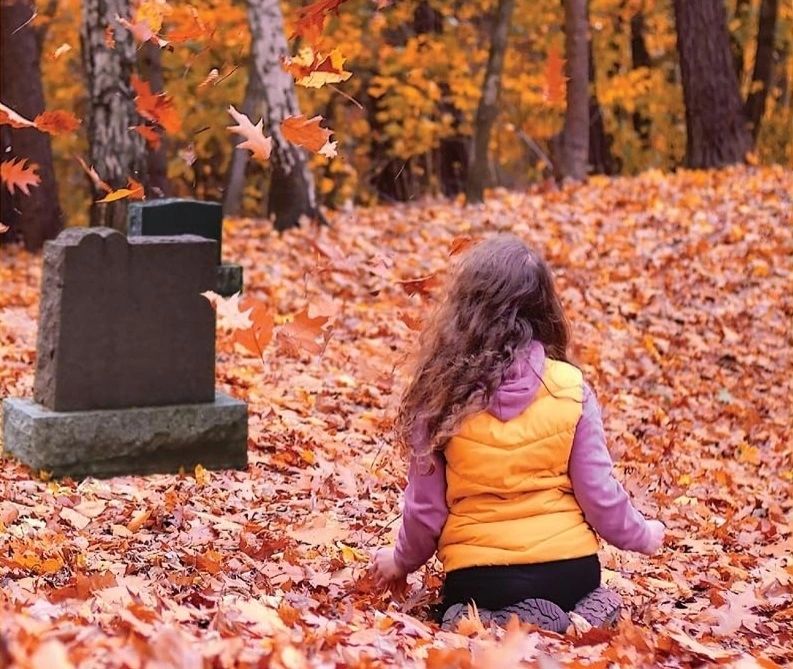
[1,167,791,666]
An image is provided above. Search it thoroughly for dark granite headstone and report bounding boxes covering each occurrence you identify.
[3,227,248,478]
[128,199,223,263]
[34,228,216,411]
[128,199,243,297]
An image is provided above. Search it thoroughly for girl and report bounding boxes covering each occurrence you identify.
[372,235,664,632]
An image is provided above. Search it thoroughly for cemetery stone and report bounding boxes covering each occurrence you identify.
[128,198,243,297]
[2,227,248,479]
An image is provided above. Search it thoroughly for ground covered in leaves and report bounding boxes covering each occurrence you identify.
[1,166,792,668]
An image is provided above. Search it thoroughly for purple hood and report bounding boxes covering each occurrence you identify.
[488,340,546,421]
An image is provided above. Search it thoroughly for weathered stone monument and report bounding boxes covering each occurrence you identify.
[128,199,243,297]
[2,227,248,478]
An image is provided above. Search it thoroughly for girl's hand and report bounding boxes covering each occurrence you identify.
[643,520,666,555]
[371,547,406,587]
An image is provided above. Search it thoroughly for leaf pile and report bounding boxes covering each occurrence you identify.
[0,166,791,667]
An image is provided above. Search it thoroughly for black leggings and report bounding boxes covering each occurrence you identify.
[441,554,600,614]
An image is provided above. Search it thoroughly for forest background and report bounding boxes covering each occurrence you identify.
[0,0,791,247]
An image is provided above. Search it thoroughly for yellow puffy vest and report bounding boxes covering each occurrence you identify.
[438,358,599,572]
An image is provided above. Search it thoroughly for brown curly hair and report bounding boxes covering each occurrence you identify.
[395,234,571,460]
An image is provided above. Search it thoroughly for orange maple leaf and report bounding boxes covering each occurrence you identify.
[34,110,81,136]
[0,102,36,129]
[292,0,350,44]
[544,46,566,105]
[233,297,275,358]
[281,115,332,153]
[95,178,144,203]
[116,14,168,48]
[1,158,41,195]
[132,75,181,134]
[132,124,162,150]
[277,307,330,357]
[227,106,272,163]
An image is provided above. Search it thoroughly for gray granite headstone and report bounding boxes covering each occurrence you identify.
[2,227,248,478]
[128,199,243,297]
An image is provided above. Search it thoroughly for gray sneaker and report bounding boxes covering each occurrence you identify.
[441,599,571,633]
[571,587,622,628]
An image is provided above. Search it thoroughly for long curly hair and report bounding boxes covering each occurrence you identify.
[395,234,571,460]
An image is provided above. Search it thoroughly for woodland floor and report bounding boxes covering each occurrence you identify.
[0,166,791,668]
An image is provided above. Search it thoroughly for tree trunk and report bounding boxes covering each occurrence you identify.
[0,0,63,250]
[630,10,652,147]
[672,0,753,168]
[138,41,170,198]
[558,0,589,181]
[587,37,617,175]
[465,0,515,204]
[223,65,264,216]
[81,0,146,230]
[744,0,778,140]
[247,0,319,231]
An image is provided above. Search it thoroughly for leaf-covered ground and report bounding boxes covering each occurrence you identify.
[1,166,791,668]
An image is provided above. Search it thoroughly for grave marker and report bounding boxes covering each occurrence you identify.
[128,199,243,297]
[2,227,248,479]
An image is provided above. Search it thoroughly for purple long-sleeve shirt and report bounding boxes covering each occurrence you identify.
[393,341,654,573]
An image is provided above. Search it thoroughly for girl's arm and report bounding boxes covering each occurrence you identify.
[393,452,449,573]
[569,384,662,555]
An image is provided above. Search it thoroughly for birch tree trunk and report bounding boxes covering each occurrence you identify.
[247,0,319,230]
[81,0,146,230]
[465,0,515,204]
[744,0,779,140]
[558,0,589,181]
[0,0,63,250]
[223,66,263,216]
[672,0,753,168]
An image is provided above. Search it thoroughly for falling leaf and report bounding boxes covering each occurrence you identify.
[0,223,9,234]
[544,45,566,105]
[34,110,81,136]
[95,178,144,203]
[281,114,333,153]
[277,307,330,357]
[116,14,168,48]
[283,47,352,88]
[0,102,36,129]
[1,158,41,195]
[396,272,441,297]
[198,69,220,88]
[76,155,112,194]
[449,235,476,256]
[232,297,275,357]
[104,25,116,48]
[318,140,338,159]
[227,106,272,163]
[201,291,254,331]
[131,124,162,150]
[291,0,350,44]
[132,75,181,134]
[51,43,72,59]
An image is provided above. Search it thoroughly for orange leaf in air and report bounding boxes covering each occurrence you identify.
[544,45,566,105]
[1,158,41,195]
[0,102,36,129]
[104,25,116,48]
[233,297,275,357]
[76,155,112,194]
[132,75,181,134]
[281,114,332,153]
[227,106,272,163]
[34,110,81,136]
[449,235,477,256]
[283,47,352,88]
[132,124,162,150]
[396,272,441,298]
[292,0,349,44]
[277,307,330,357]
[116,14,168,48]
[0,223,9,235]
[96,178,144,203]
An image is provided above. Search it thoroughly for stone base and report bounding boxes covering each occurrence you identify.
[216,263,243,297]
[2,392,248,479]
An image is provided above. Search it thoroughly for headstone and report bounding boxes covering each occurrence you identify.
[128,199,243,297]
[2,228,248,479]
